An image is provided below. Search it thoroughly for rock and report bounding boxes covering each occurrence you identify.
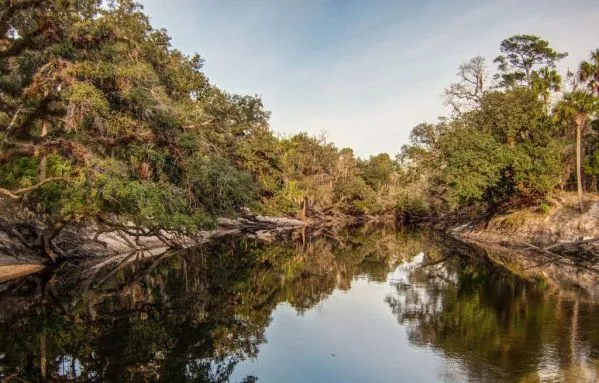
[461,200,599,246]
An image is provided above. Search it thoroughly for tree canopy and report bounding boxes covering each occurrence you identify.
[0,1,598,236]
[0,0,408,236]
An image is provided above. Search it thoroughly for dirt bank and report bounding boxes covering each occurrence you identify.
[446,233,599,299]
[453,193,599,246]
[447,193,599,297]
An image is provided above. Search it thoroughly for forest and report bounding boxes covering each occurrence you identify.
[2,2,599,381]
[1,0,599,247]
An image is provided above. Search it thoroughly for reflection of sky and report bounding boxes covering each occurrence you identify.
[56,355,83,379]
[231,269,462,383]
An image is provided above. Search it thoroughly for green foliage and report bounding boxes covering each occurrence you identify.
[100,179,188,227]
[1,1,596,229]
[405,84,564,210]
[187,156,257,215]
[510,140,561,198]
[333,175,379,215]
[494,34,567,88]
[438,126,509,206]
[442,89,561,206]
[469,87,555,145]
[65,81,109,116]
[395,194,431,219]
[1,0,416,228]
[358,153,395,191]
[584,150,599,177]
[0,156,39,189]
[539,202,551,215]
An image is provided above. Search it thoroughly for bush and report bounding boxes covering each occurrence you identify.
[539,202,551,215]
[187,156,257,215]
[333,176,380,215]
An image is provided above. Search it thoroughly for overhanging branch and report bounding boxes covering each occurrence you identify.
[0,177,71,200]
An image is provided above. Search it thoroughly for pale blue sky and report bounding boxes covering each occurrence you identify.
[139,0,599,157]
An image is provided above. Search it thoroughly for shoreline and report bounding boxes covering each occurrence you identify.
[444,195,599,298]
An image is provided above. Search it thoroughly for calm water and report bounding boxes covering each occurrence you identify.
[1,228,598,382]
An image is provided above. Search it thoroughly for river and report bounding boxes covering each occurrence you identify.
[0,227,598,382]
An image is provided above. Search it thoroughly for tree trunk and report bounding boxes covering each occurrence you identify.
[39,120,48,181]
[576,123,584,212]
[593,175,598,193]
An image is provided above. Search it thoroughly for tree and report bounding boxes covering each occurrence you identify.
[0,0,272,258]
[444,56,488,114]
[555,90,598,211]
[578,49,599,95]
[494,35,567,88]
[531,67,562,105]
[437,125,508,207]
[552,49,599,211]
[437,88,560,208]
[358,153,395,191]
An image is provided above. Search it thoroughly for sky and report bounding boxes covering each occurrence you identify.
[138,0,599,157]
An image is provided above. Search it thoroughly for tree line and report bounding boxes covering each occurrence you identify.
[1,0,598,241]
[402,35,599,215]
[0,0,407,236]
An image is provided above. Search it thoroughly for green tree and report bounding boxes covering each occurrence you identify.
[578,49,599,95]
[358,153,395,191]
[494,34,567,88]
[437,88,560,208]
[531,67,562,105]
[0,0,273,258]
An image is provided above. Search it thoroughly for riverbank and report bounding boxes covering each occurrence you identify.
[453,193,599,245]
[0,197,311,281]
[3,191,599,285]
[446,193,599,297]
[0,194,400,269]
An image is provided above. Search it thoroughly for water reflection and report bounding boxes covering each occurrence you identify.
[387,253,599,382]
[0,228,598,382]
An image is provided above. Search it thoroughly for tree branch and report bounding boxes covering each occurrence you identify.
[0,177,71,200]
[2,105,23,143]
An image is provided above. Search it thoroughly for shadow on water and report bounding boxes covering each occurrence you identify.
[1,227,599,382]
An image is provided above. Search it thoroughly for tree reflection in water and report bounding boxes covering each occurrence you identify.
[0,227,418,381]
[386,250,599,382]
[0,227,598,382]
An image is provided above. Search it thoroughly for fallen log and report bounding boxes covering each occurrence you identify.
[0,263,45,283]
[216,215,306,229]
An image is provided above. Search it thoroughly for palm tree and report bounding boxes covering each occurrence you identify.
[578,49,599,95]
[531,67,562,105]
[555,91,598,212]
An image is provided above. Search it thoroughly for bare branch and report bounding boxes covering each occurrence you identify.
[443,56,488,114]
